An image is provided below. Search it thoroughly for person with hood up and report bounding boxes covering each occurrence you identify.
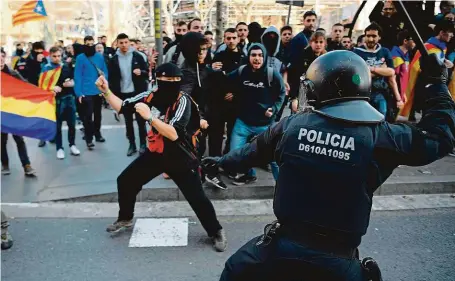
[74,37,109,150]
[177,32,212,180]
[95,63,227,252]
[108,33,149,156]
[261,26,290,122]
[222,43,285,186]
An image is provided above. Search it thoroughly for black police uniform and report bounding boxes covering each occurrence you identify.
[115,64,223,238]
[203,51,455,281]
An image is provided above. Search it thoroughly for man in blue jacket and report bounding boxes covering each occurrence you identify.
[223,43,285,185]
[74,36,108,149]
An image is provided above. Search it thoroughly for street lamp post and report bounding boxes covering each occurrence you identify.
[154,0,163,66]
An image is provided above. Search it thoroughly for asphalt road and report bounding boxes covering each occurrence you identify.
[2,208,455,281]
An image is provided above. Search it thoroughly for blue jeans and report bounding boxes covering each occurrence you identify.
[370,93,387,116]
[220,235,367,281]
[230,119,279,180]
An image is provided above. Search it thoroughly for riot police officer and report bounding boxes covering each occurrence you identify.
[202,50,455,280]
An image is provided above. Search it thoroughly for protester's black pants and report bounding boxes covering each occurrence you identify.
[117,149,222,237]
[1,133,30,167]
[81,95,102,143]
[208,112,236,157]
[122,92,147,146]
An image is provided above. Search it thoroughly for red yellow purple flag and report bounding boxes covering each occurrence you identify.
[1,72,56,140]
[399,40,446,119]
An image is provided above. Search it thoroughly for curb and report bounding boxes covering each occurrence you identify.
[52,175,455,203]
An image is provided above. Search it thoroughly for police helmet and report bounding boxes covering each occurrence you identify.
[302,50,384,123]
[155,63,183,78]
[305,50,371,105]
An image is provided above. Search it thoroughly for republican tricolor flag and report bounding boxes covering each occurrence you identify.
[1,72,56,140]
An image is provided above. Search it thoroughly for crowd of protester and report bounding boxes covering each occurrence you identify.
[2,0,455,187]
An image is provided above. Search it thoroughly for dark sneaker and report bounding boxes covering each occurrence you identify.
[233,175,257,186]
[24,165,36,177]
[139,144,147,155]
[127,144,137,156]
[449,150,455,157]
[49,139,56,144]
[106,219,133,233]
[38,140,46,147]
[1,231,13,250]
[206,175,228,190]
[113,111,120,122]
[95,135,106,143]
[86,142,95,150]
[2,165,11,175]
[212,229,227,252]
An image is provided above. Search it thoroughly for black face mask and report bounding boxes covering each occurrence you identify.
[175,34,183,41]
[83,45,96,57]
[153,80,181,110]
[16,49,24,56]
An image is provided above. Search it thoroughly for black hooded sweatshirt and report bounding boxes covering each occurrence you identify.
[179,32,212,121]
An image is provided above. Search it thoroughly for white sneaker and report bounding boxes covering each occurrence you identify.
[70,145,81,156]
[57,149,65,159]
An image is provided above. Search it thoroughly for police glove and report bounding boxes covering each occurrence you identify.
[201,157,221,175]
[420,53,448,85]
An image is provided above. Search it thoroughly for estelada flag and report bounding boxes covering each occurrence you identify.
[398,37,451,119]
[1,72,56,140]
[38,62,62,91]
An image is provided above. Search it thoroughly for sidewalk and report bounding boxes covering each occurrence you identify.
[1,122,454,203]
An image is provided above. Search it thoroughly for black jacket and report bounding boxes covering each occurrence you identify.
[220,83,455,248]
[288,47,324,99]
[108,51,149,95]
[24,51,47,86]
[55,64,75,98]
[326,38,345,52]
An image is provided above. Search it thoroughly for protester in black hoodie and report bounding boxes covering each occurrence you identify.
[221,43,285,186]
[21,41,47,86]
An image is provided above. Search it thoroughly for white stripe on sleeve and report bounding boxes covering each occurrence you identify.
[169,96,187,126]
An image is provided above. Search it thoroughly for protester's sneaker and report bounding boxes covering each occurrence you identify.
[70,145,81,156]
[106,219,133,233]
[56,149,65,160]
[212,229,227,252]
[127,144,137,156]
[95,135,106,143]
[24,165,36,177]
[449,150,455,157]
[233,175,257,186]
[1,165,11,175]
[1,231,13,250]
[139,144,147,155]
[86,142,95,150]
[206,174,228,190]
[38,140,46,147]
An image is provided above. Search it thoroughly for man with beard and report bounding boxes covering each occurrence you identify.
[100,35,115,57]
[290,10,317,63]
[341,36,353,50]
[353,23,403,118]
[74,36,109,149]
[95,63,227,252]
[163,21,187,55]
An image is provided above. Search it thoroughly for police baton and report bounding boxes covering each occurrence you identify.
[394,0,429,58]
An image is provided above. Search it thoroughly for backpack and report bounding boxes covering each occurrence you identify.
[238,65,274,87]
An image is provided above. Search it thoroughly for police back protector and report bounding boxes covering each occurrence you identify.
[274,111,378,241]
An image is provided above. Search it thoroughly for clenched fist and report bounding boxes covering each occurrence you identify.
[134,102,152,121]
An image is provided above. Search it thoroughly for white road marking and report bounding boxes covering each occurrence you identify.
[128,218,188,247]
[2,194,455,218]
[62,124,126,130]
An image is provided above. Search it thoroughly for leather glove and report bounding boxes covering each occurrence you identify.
[201,156,221,175]
[420,53,448,85]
